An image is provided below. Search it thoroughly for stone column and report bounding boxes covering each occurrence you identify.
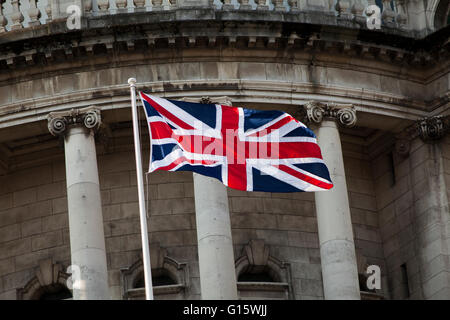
[48,107,109,300]
[410,116,450,299]
[304,102,360,300]
[193,173,238,299]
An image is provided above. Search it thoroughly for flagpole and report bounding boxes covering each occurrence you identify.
[128,78,154,300]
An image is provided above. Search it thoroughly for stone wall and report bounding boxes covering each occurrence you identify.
[0,128,392,300]
[342,139,386,295]
[372,133,450,300]
[0,160,70,299]
[372,138,422,299]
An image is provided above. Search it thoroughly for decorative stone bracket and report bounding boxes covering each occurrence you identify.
[416,116,448,143]
[17,259,70,300]
[182,95,232,106]
[394,115,449,156]
[303,101,357,128]
[47,107,102,136]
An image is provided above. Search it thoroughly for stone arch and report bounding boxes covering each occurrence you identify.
[433,0,450,30]
[120,243,189,299]
[17,259,72,300]
[235,239,293,299]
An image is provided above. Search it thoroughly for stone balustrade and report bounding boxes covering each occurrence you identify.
[0,0,410,34]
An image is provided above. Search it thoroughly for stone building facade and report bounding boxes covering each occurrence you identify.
[0,0,449,300]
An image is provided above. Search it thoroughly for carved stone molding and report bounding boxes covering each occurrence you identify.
[416,116,448,143]
[235,239,294,299]
[120,242,189,300]
[394,138,411,156]
[47,107,102,136]
[17,259,71,300]
[393,115,448,156]
[183,96,232,106]
[303,101,357,127]
[199,96,213,104]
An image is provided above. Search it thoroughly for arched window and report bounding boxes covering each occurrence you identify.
[133,269,178,289]
[238,271,275,283]
[35,284,73,300]
[17,259,72,300]
[121,243,189,300]
[434,0,450,30]
[235,239,293,300]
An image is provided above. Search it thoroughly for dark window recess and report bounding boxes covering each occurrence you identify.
[152,275,177,286]
[400,263,410,298]
[389,152,396,186]
[359,273,376,293]
[238,272,275,282]
[134,270,177,288]
[39,286,72,300]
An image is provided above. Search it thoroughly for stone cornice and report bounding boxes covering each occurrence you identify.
[47,106,102,136]
[0,12,448,72]
[0,80,433,132]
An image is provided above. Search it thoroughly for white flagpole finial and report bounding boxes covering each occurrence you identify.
[128,78,137,86]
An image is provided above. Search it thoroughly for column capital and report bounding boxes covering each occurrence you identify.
[47,107,102,136]
[415,116,449,143]
[392,115,449,157]
[303,101,357,128]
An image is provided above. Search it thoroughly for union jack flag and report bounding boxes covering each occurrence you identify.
[139,93,333,192]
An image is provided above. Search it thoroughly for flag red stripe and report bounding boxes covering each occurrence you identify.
[220,105,248,190]
[277,165,333,190]
[142,94,195,130]
[247,116,292,137]
[245,142,323,159]
[150,121,175,140]
[155,157,217,171]
[227,164,247,191]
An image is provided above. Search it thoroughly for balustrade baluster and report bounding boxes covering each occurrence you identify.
[45,1,51,21]
[133,0,145,11]
[382,0,395,24]
[288,0,299,12]
[10,0,24,30]
[238,0,252,11]
[152,0,163,11]
[28,0,41,26]
[336,0,351,18]
[168,0,177,9]
[256,0,268,11]
[116,0,127,9]
[98,0,110,12]
[0,1,6,33]
[222,0,234,10]
[273,0,285,12]
[84,0,93,12]
[352,1,365,24]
